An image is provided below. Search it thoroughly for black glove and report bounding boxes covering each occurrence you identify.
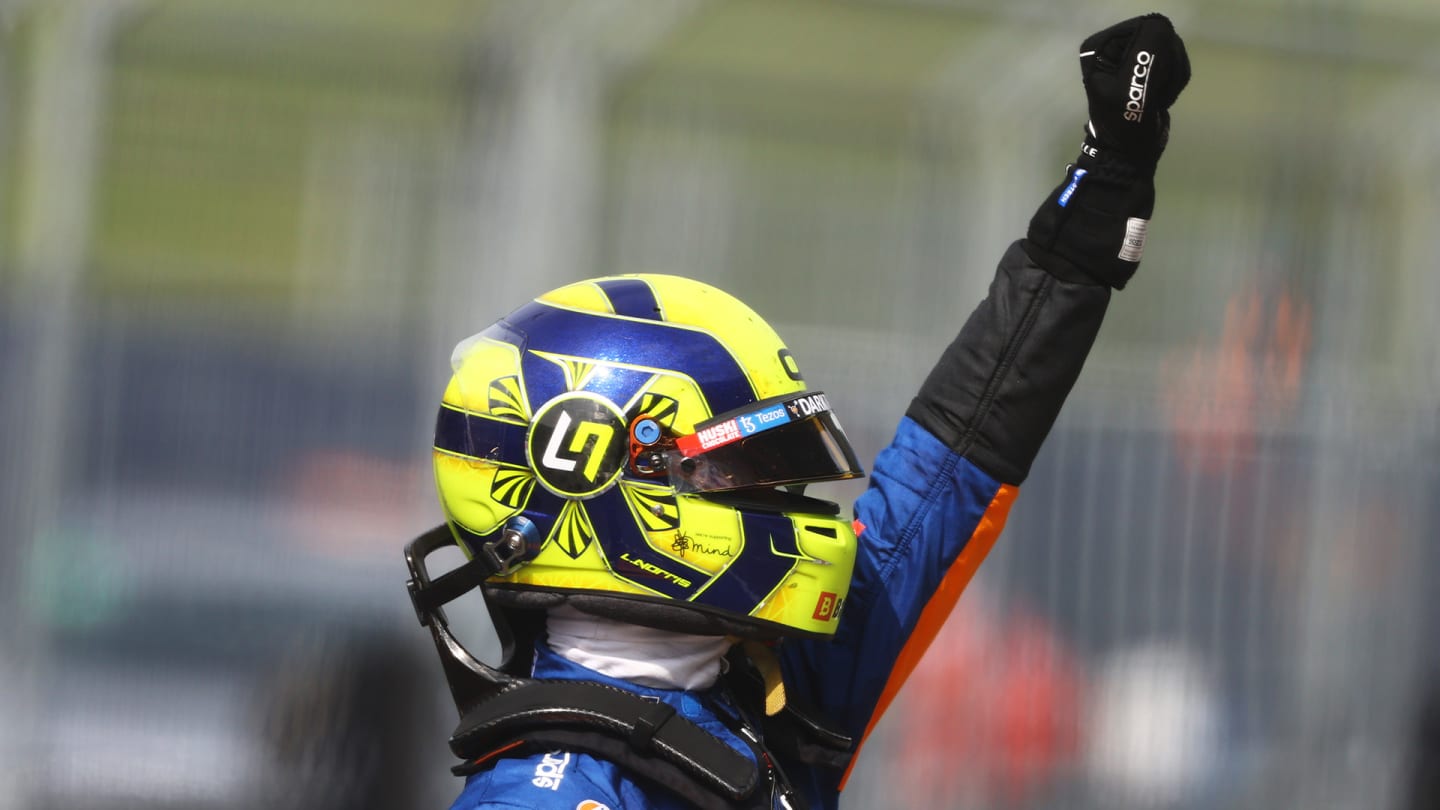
[1080,13,1190,167]
[1026,14,1190,289]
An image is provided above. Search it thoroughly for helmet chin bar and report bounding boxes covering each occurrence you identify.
[404,524,523,717]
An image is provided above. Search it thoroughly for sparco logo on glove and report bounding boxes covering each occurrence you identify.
[1123,51,1153,122]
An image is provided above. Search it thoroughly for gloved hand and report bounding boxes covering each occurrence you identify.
[1026,14,1190,289]
[1079,13,1190,168]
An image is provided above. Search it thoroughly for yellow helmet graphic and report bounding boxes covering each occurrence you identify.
[432,274,863,639]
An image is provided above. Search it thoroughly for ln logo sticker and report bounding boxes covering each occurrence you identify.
[528,393,627,498]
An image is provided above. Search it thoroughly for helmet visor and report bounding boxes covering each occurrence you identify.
[667,391,864,494]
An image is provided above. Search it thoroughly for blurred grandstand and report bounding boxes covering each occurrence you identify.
[1,1,1437,808]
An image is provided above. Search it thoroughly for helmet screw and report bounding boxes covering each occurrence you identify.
[486,515,538,576]
[632,418,662,446]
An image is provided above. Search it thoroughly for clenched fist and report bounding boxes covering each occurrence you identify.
[1025,14,1191,289]
[1079,13,1191,166]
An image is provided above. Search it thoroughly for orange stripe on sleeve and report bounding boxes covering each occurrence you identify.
[837,483,1018,791]
[467,739,526,770]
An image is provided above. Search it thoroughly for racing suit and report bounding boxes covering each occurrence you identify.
[445,14,1189,807]
[448,239,1113,810]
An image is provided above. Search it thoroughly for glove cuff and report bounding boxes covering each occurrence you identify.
[1025,135,1157,290]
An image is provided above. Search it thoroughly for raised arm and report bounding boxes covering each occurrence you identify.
[781,14,1192,790]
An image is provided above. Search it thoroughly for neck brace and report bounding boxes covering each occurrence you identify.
[546,605,734,690]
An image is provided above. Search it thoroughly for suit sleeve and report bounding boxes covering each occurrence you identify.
[906,239,1111,485]
[779,238,1113,788]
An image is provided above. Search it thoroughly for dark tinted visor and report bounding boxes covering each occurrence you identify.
[666,391,865,493]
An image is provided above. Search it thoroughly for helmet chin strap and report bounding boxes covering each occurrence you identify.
[547,604,735,691]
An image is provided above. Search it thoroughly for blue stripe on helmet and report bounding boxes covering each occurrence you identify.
[587,488,706,600]
[434,405,528,462]
[580,367,658,412]
[501,302,757,415]
[594,278,662,321]
[691,511,800,613]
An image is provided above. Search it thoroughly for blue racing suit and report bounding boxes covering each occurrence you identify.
[447,236,1120,809]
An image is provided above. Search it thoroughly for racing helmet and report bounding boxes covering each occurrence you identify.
[431,274,864,643]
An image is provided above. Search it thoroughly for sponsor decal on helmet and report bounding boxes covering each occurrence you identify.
[670,534,735,560]
[682,402,790,453]
[528,393,628,498]
[678,392,832,455]
[784,392,830,418]
[687,417,743,453]
[531,750,571,791]
[812,590,844,621]
[739,405,788,435]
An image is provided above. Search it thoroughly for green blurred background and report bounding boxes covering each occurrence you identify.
[2,1,1437,808]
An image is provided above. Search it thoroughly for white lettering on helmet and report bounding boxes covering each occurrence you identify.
[785,393,830,418]
[1122,50,1153,123]
[693,418,741,451]
[756,407,785,424]
[619,553,693,588]
[541,411,579,472]
[532,750,572,790]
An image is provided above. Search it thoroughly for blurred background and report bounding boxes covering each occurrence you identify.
[1,0,1437,808]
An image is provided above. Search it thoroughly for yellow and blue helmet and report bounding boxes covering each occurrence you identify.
[432,274,864,641]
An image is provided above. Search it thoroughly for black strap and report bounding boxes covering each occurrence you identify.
[403,525,519,717]
[629,700,677,751]
[451,679,760,802]
[445,662,856,808]
[410,554,493,616]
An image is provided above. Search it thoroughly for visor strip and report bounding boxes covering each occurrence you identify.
[677,392,833,457]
